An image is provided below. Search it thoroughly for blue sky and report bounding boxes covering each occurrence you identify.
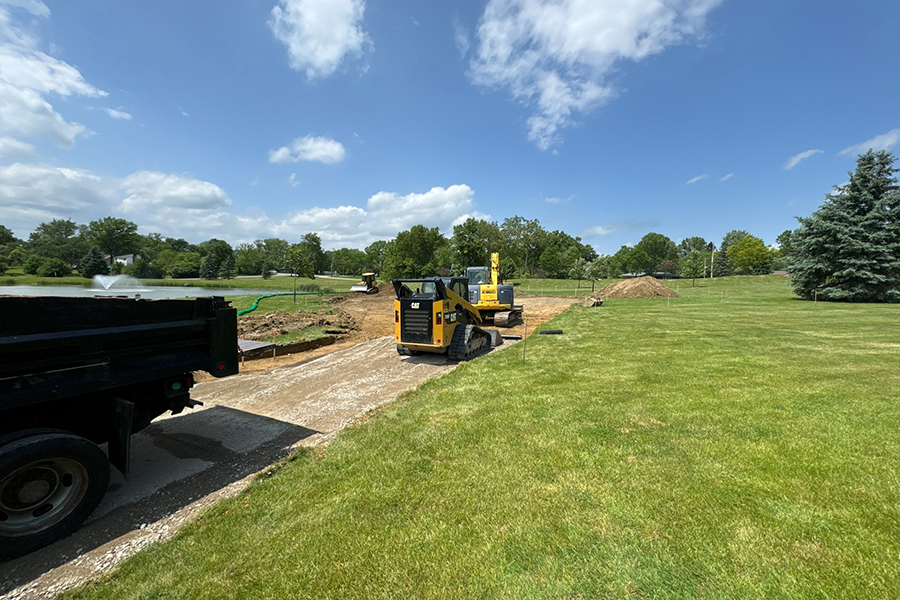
[1,0,898,254]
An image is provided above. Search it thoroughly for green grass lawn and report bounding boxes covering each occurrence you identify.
[228,293,335,315]
[65,275,899,599]
[511,276,618,296]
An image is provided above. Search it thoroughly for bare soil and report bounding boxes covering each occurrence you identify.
[0,292,574,599]
[593,276,680,299]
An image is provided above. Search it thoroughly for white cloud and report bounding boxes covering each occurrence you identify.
[0,4,106,147]
[544,195,573,204]
[288,173,299,186]
[0,162,117,233]
[784,149,822,170]
[269,135,346,164]
[582,219,659,238]
[1,157,482,249]
[268,0,370,79]
[104,108,132,120]
[685,174,709,185]
[719,173,733,182]
[453,15,470,57]
[583,225,615,236]
[469,0,723,150]
[0,1,49,19]
[116,171,234,238]
[838,128,900,156]
[0,135,35,160]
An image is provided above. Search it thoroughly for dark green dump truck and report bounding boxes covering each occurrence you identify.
[0,295,238,559]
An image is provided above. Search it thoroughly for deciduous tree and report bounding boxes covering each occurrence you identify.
[726,235,771,275]
[85,217,140,260]
[636,232,677,272]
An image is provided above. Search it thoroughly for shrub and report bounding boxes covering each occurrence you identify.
[36,258,72,277]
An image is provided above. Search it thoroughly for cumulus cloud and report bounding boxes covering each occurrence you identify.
[104,108,132,120]
[784,149,822,170]
[685,174,709,185]
[269,135,346,164]
[116,171,234,237]
[2,159,482,249]
[269,0,370,79]
[468,0,723,150]
[0,2,106,147]
[0,162,117,232]
[838,128,900,156]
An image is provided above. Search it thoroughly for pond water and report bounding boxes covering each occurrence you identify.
[0,284,283,300]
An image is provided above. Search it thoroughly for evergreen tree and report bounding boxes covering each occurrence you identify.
[79,247,110,278]
[199,255,219,280]
[790,150,900,302]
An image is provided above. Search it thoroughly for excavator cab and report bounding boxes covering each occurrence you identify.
[465,253,523,327]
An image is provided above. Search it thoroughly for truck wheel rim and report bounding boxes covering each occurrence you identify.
[0,458,90,536]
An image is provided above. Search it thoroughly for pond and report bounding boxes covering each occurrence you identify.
[0,284,282,300]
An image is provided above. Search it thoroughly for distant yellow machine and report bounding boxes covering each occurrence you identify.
[392,277,501,360]
[350,271,379,294]
[464,253,523,327]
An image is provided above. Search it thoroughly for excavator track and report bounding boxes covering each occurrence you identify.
[493,306,523,327]
[448,325,492,361]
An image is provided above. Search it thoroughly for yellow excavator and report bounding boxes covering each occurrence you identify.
[465,253,523,327]
[350,271,379,294]
[393,277,502,360]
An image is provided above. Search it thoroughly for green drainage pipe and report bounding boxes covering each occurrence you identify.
[236,291,345,316]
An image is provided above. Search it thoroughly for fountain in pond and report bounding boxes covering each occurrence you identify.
[92,274,142,290]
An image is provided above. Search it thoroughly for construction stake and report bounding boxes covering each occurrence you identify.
[522,318,528,363]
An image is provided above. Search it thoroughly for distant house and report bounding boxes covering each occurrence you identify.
[105,254,138,266]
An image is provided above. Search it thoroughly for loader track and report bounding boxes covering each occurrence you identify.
[448,324,491,361]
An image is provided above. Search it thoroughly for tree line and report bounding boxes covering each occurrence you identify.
[0,214,781,283]
[2,151,895,302]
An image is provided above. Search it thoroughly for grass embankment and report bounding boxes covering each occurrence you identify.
[66,276,899,599]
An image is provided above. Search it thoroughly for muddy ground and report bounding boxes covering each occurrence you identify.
[0,292,575,600]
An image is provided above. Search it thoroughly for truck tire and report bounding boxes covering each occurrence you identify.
[0,433,110,560]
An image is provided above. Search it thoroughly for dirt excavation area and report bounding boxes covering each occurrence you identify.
[0,291,574,600]
[230,286,574,375]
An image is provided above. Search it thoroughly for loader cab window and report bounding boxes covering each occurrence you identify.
[451,280,468,298]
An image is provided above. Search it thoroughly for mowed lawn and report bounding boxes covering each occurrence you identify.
[66,276,900,599]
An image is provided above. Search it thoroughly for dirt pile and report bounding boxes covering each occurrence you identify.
[592,276,679,299]
[238,310,358,340]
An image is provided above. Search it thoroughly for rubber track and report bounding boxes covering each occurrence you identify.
[493,307,523,327]
[448,325,491,361]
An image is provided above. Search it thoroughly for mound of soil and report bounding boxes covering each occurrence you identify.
[593,276,680,299]
[239,310,358,340]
